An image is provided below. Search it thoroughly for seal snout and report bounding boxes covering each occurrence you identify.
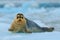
[19,19,21,21]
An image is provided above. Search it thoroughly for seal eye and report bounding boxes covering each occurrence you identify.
[21,17,23,19]
[17,16,23,19]
[20,17,23,19]
[17,17,18,19]
[17,14,24,19]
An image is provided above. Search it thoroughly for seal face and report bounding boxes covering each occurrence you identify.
[16,13,26,25]
[9,13,31,33]
[8,13,54,33]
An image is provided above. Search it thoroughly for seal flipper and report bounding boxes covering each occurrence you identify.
[41,27,54,32]
[23,27,32,33]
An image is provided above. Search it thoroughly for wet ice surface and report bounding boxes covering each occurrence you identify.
[0,6,60,40]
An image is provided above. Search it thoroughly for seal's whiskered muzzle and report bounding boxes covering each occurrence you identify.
[18,19,21,21]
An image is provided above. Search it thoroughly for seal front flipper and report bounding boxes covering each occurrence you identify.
[23,27,32,33]
[8,23,15,31]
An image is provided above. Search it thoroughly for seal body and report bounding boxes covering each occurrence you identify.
[25,18,54,32]
[9,13,54,33]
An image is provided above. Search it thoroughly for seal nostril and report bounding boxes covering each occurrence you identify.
[19,20,21,21]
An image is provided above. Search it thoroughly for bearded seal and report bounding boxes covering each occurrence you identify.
[8,13,54,33]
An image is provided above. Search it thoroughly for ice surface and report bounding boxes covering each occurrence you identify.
[0,23,60,40]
